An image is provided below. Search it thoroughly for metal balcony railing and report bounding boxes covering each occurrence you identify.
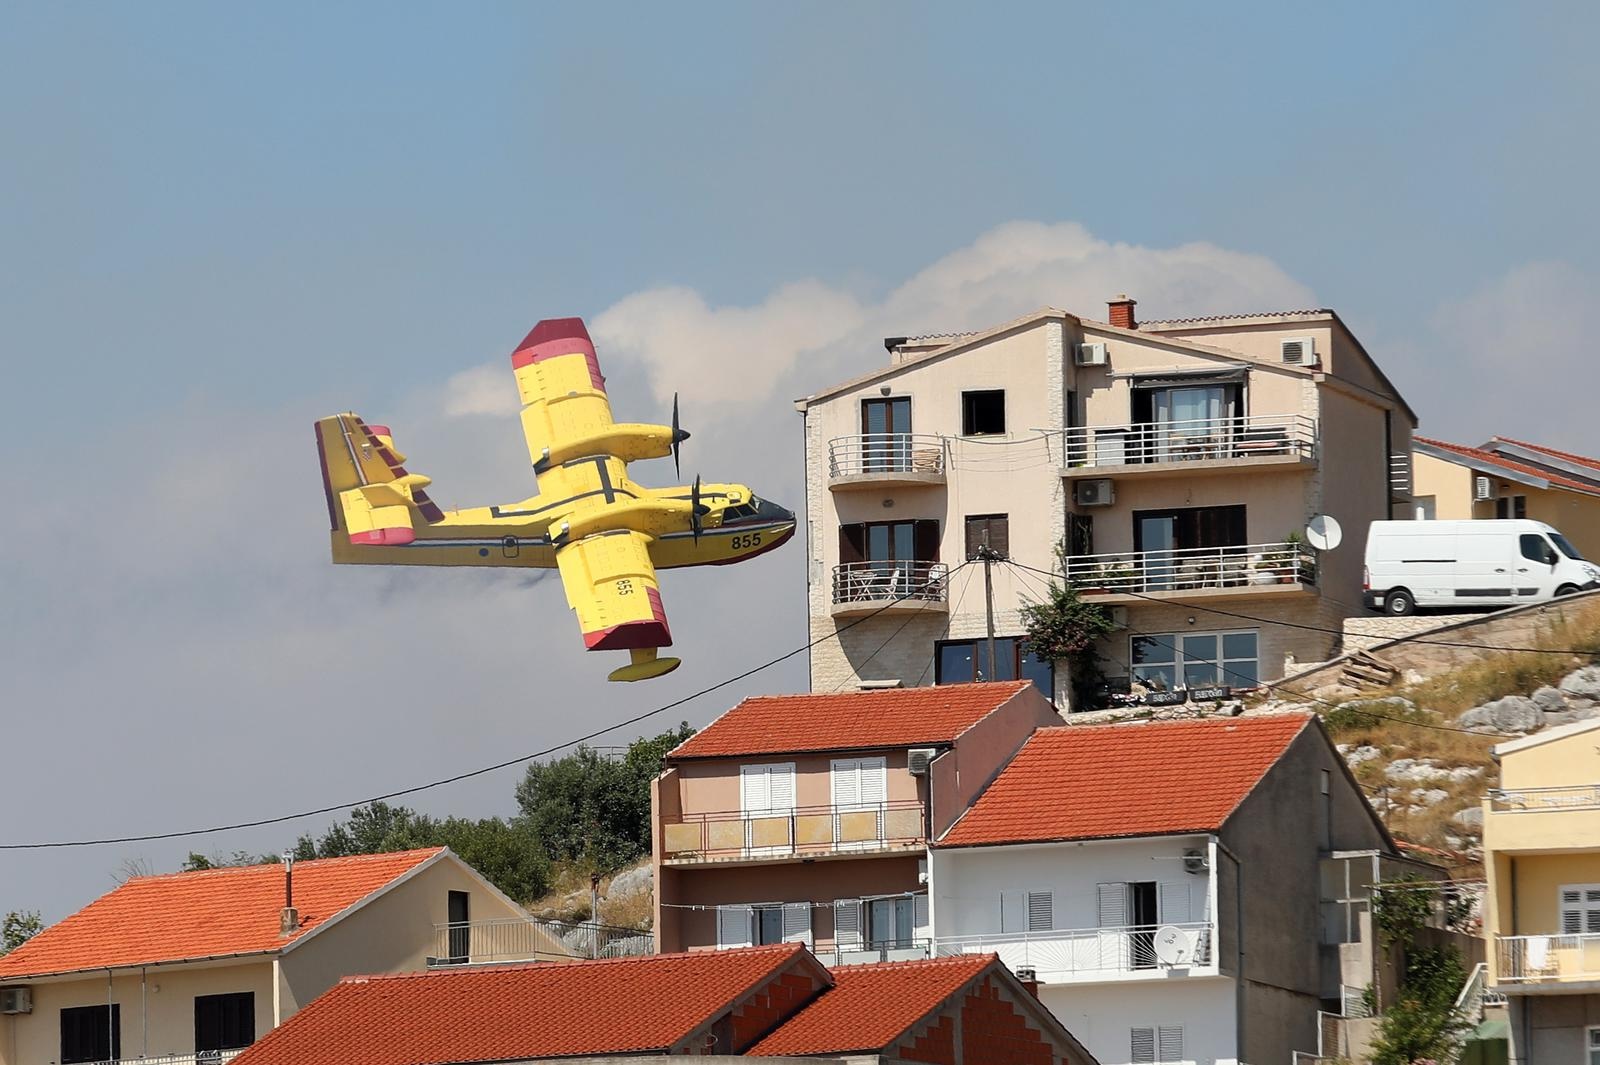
[428,915,652,967]
[934,922,1215,983]
[827,433,946,479]
[1489,784,1600,813]
[1390,451,1413,499]
[1053,415,1316,469]
[831,561,949,606]
[73,1052,247,1065]
[661,799,927,862]
[1496,933,1600,984]
[1064,542,1315,594]
[814,938,934,967]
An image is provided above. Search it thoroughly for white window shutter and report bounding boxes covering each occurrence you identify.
[834,899,863,949]
[859,757,888,805]
[831,760,860,807]
[1158,1026,1183,1063]
[1027,891,1054,932]
[740,764,770,814]
[1130,1027,1156,1064]
[769,764,796,811]
[1159,882,1191,923]
[913,893,931,942]
[1000,889,1027,933]
[782,902,813,945]
[1098,883,1128,927]
[718,905,752,949]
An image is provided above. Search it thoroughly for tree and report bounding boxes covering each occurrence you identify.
[515,723,695,871]
[1368,878,1473,1065]
[1019,549,1115,704]
[1,911,42,955]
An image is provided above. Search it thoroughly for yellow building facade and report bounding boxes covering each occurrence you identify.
[1485,719,1600,1064]
[1413,436,1600,560]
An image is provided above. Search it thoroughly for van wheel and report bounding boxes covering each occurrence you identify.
[1557,584,1582,598]
[1384,589,1416,616]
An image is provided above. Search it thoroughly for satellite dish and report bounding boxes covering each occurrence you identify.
[1305,514,1343,552]
[1153,925,1195,967]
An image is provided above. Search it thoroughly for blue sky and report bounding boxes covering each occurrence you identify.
[3,2,1597,914]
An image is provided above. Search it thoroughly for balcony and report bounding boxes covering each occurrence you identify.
[1486,785,1600,853]
[68,1054,246,1065]
[427,915,652,967]
[660,800,926,866]
[1054,415,1316,479]
[1496,933,1600,992]
[934,922,1217,985]
[814,939,934,967]
[830,561,949,617]
[1064,542,1317,604]
[827,434,947,490]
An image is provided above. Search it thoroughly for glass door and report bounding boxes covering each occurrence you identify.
[1138,515,1176,591]
[862,397,912,472]
[1153,386,1228,460]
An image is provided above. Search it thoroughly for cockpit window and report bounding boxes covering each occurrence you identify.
[723,504,756,521]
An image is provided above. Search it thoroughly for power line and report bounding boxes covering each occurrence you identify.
[1002,557,1600,656]
[2,561,976,852]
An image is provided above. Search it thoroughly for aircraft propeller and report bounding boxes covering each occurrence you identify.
[670,393,690,479]
[690,474,711,544]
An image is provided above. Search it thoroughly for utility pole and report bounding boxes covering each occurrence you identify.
[977,545,999,680]
[590,873,601,960]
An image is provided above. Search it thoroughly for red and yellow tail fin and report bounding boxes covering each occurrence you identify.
[314,414,444,548]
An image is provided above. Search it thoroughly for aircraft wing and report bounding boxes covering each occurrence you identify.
[555,529,672,652]
[511,318,614,476]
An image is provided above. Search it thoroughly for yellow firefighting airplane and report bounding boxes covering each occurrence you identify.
[314,317,795,681]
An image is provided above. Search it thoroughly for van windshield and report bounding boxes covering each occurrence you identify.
[1552,532,1586,561]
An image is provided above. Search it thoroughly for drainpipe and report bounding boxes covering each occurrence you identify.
[1214,839,1246,1062]
[141,967,148,1058]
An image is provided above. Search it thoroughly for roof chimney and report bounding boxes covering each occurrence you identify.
[280,853,300,935]
[1107,294,1137,330]
[1015,966,1040,998]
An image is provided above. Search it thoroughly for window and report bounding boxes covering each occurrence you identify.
[862,397,913,471]
[965,514,1009,559]
[447,890,470,963]
[867,896,915,948]
[839,520,940,569]
[999,890,1054,933]
[962,390,1006,435]
[1130,1025,1184,1063]
[60,1004,120,1065]
[717,903,809,948]
[935,637,1053,695]
[1560,885,1600,934]
[1588,1026,1600,1065]
[1496,495,1528,519]
[1554,532,1587,561]
[740,763,796,815]
[195,992,255,1052]
[1521,534,1556,565]
[1132,630,1259,690]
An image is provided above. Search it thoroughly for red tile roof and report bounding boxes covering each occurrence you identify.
[939,715,1311,847]
[231,944,812,1065]
[0,849,444,979]
[1489,437,1600,477]
[670,681,1033,759]
[1416,436,1600,496]
[748,954,994,1056]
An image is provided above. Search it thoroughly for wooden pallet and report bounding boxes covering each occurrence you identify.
[1341,650,1399,690]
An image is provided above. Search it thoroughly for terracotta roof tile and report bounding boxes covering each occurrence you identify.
[670,682,1034,759]
[1488,437,1600,477]
[0,849,443,979]
[1139,309,1331,326]
[939,715,1311,847]
[748,954,994,1056]
[231,944,811,1065]
[1416,436,1600,496]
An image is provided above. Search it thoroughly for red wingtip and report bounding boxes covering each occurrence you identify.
[366,424,391,438]
[350,528,416,546]
[514,317,591,357]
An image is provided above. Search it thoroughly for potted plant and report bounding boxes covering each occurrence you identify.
[1284,531,1314,584]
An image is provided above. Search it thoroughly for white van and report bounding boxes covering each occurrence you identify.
[1364,519,1599,615]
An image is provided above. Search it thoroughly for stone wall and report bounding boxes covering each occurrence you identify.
[1340,613,1479,655]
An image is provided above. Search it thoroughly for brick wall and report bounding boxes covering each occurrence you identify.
[889,974,1059,1065]
[728,970,827,1052]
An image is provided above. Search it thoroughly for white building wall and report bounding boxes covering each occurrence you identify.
[1041,978,1239,1065]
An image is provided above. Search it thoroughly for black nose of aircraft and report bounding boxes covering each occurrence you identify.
[757,498,796,524]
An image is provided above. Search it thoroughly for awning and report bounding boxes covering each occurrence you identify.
[1130,368,1249,389]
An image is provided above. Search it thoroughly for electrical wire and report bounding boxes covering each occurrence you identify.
[1002,557,1600,656]
[2,560,977,852]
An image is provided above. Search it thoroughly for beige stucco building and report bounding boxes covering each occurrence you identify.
[793,297,1417,707]
[1484,718,1600,1064]
[1413,435,1600,560]
[0,848,569,1065]
[651,682,1057,960]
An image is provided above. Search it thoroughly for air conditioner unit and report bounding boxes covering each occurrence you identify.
[1182,849,1210,876]
[1474,475,1493,502]
[1280,336,1319,367]
[1075,478,1115,507]
[0,987,32,1014]
[1074,342,1108,367]
[1106,606,1129,630]
[907,747,937,776]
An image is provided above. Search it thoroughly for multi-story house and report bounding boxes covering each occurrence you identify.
[794,297,1417,705]
[0,848,570,1065]
[1414,435,1600,557]
[1484,717,1600,1064]
[651,681,1058,959]
[929,713,1412,1065]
